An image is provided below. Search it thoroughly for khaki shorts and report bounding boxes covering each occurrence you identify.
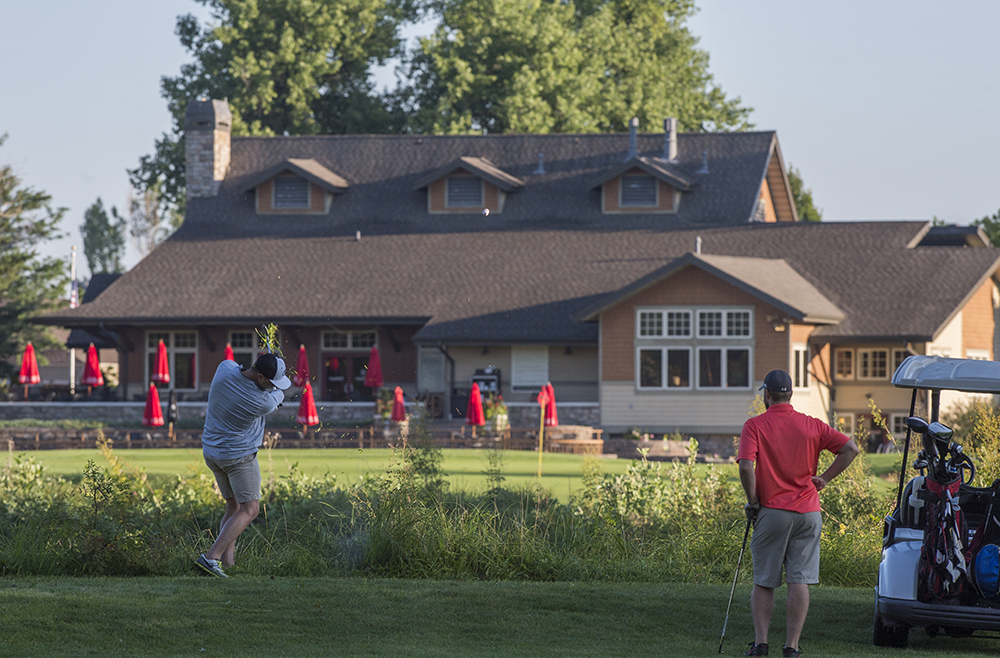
[204,452,261,503]
[751,507,822,587]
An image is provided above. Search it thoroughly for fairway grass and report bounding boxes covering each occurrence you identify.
[1,578,997,657]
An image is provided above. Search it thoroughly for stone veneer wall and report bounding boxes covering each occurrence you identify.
[0,402,378,426]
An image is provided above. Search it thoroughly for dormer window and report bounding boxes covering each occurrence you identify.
[274,176,309,209]
[446,176,483,208]
[620,175,657,207]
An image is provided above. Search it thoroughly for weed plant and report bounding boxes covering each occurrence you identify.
[1,428,888,586]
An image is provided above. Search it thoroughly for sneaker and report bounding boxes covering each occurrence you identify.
[782,647,801,657]
[745,643,768,656]
[195,553,229,578]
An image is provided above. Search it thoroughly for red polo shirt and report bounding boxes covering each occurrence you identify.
[737,403,850,513]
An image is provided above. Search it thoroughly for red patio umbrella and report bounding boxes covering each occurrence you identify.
[391,386,406,421]
[224,343,235,361]
[80,343,104,388]
[364,346,383,388]
[294,344,310,387]
[151,339,170,384]
[18,342,40,399]
[143,382,164,427]
[466,382,485,437]
[544,382,559,427]
[296,382,319,432]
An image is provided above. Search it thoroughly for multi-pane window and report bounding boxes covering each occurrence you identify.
[620,175,657,207]
[638,348,692,389]
[892,349,908,375]
[639,311,663,337]
[323,330,377,350]
[274,176,309,208]
[698,311,723,337]
[859,349,889,379]
[666,311,691,337]
[836,413,855,436]
[891,414,908,440]
[793,345,810,389]
[446,176,483,207]
[697,348,750,389]
[727,311,751,337]
[147,331,198,390]
[229,331,261,370]
[835,349,854,379]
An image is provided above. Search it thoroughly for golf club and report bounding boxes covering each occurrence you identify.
[261,324,271,354]
[719,515,753,653]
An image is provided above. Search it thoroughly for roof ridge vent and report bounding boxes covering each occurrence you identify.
[533,152,545,175]
[663,118,678,162]
[625,117,639,161]
[696,150,709,174]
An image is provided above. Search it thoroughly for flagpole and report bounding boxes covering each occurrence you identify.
[69,246,77,396]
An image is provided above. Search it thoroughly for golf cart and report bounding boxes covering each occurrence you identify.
[874,355,1000,647]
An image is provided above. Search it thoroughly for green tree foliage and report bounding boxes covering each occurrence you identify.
[0,135,69,375]
[787,164,821,222]
[973,208,1000,246]
[80,198,127,275]
[129,0,419,216]
[400,0,752,134]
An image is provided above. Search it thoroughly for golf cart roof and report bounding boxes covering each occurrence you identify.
[892,355,1000,393]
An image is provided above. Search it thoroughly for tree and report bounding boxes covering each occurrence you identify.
[787,165,822,222]
[399,0,753,134]
[80,198,127,275]
[0,135,69,376]
[973,208,1000,246]
[129,0,419,219]
[126,184,174,259]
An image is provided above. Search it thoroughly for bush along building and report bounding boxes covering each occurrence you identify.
[40,100,1000,444]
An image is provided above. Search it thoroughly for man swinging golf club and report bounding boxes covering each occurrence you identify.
[195,352,290,578]
[737,370,858,657]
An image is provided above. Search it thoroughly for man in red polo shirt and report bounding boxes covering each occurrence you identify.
[738,370,858,657]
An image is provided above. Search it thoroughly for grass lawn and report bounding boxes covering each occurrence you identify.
[1,577,997,657]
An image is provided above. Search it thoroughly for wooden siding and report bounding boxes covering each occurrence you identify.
[759,179,777,223]
[962,279,996,358]
[599,265,789,383]
[255,179,327,214]
[601,167,676,213]
[600,381,755,433]
[765,147,796,222]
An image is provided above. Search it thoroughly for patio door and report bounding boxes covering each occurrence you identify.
[322,353,374,401]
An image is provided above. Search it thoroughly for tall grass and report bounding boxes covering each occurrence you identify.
[0,430,888,585]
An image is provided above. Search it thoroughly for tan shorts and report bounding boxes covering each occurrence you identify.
[204,452,261,503]
[751,507,822,587]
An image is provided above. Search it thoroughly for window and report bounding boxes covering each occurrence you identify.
[835,412,855,435]
[637,347,692,389]
[639,349,663,388]
[322,330,377,350]
[698,311,723,337]
[892,349,908,375]
[418,349,446,392]
[638,311,663,337]
[273,176,309,208]
[697,347,750,389]
[512,346,549,389]
[793,344,810,389]
[727,311,751,337]
[147,331,198,390]
[667,349,691,388]
[666,311,691,337]
[835,349,854,380]
[858,349,889,379]
[966,349,990,361]
[620,175,657,207]
[229,331,261,370]
[446,176,483,207]
[891,414,908,440]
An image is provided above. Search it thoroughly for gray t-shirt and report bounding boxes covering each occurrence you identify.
[202,360,284,460]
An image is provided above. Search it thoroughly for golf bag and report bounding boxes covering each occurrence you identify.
[968,479,1000,601]
[918,474,968,602]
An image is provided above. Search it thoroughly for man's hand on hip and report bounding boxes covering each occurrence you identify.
[811,475,828,491]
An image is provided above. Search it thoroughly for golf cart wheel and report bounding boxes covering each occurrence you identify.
[873,609,909,648]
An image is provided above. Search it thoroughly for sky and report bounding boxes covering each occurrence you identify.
[2,0,999,279]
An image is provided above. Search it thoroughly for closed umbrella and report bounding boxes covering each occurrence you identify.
[296,382,319,435]
[224,343,235,361]
[18,342,40,399]
[535,387,550,477]
[294,344,310,387]
[391,386,406,421]
[364,346,383,388]
[544,382,559,427]
[466,382,485,437]
[81,343,104,391]
[143,382,164,427]
[152,339,170,384]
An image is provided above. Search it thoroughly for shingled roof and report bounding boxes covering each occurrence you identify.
[40,220,1000,347]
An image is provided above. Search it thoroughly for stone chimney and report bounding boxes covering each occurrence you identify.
[663,118,677,162]
[185,98,231,198]
[625,117,639,160]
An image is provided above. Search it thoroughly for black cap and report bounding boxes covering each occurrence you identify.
[253,353,291,390]
[759,369,792,393]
